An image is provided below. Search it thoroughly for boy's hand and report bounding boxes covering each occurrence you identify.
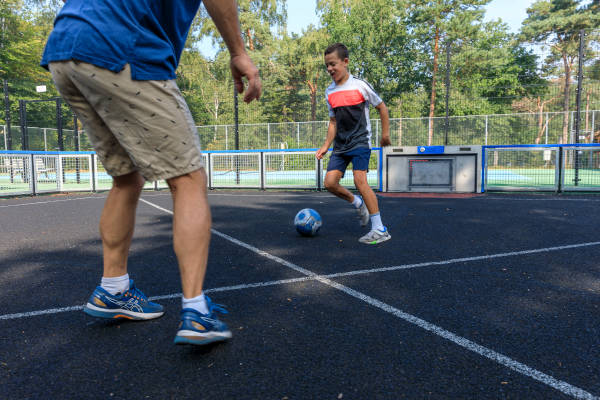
[380,135,391,147]
[316,146,329,160]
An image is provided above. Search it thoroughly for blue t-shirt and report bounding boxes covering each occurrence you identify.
[41,0,202,81]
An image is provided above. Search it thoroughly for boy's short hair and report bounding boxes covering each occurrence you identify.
[324,43,349,60]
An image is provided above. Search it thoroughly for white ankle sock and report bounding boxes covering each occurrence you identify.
[101,274,130,295]
[182,293,209,314]
[352,195,363,208]
[370,213,384,231]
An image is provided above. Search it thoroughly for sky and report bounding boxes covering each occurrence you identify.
[198,0,590,58]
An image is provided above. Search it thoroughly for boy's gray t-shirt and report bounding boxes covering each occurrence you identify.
[325,74,382,154]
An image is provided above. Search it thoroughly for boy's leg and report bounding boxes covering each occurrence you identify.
[353,170,378,214]
[167,169,211,299]
[323,169,354,202]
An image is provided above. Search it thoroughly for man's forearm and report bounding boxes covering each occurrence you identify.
[202,0,246,56]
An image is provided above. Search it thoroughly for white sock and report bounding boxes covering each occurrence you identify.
[182,293,209,314]
[351,195,363,208]
[101,274,130,295]
[370,213,384,232]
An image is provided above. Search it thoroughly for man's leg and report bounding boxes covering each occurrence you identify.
[167,169,211,299]
[169,169,232,345]
[100,171,145,278]
[84,170,164,320]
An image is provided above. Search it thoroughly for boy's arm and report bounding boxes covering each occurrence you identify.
[376,102,391,147]
[316,117,337,159]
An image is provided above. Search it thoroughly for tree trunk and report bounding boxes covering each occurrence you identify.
[246,28,255,51]
[428,26,440,146]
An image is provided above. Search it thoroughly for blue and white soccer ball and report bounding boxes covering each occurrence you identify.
[294,208,322,237]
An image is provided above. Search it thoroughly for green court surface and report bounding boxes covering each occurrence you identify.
[486,168,600,189]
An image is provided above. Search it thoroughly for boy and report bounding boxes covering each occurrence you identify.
[41,0,261,345]
[316,43,391,245]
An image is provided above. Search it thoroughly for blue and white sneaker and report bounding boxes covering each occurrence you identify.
[359,227,391,245]
[83,280,164,320]
[174,297,232,346]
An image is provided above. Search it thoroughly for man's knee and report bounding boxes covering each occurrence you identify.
[167,168,207,193]
[112,171,145,192]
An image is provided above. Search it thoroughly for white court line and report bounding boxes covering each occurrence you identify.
[137,198,599,400]
[0,196,105,208]
[5,237,600,321]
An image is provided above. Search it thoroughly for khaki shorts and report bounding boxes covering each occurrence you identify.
[49,61,204,181]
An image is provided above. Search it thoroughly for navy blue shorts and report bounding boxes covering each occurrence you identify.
[327,147,371,174]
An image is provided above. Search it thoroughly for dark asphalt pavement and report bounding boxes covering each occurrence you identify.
[0,191,599,399]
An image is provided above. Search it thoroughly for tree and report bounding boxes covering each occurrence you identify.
[409,0,491,145]
[521,0,600,144]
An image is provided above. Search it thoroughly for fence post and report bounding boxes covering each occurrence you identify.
[260,152,265,190]
[297,122,300,147]
[234,85,240,185]
[73,115,81,184]
[3,80,12,150]
[267,123,271,149]
[91,154,96,192]
[573,29,585,186]
[556,147,563,193]
[19,100,27,150]
[317,158,323,191]
[444,42,451,145]
[484,115,488,146]
[56,98,64,151]
[30,154,36,195]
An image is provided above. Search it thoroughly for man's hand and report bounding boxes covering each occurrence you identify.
[231,53,261,103]
[315,145,329,160]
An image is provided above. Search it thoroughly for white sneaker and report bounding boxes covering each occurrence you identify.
[356,197,369,226]
[359,228,391,245]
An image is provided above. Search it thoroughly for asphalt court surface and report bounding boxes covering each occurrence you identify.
[1,190,599,399]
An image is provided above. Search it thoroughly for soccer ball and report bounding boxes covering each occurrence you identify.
[294,208,322,237]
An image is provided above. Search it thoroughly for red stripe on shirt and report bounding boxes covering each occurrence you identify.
[328,90,365,108]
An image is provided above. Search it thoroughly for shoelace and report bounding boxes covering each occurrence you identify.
[206,296,228,315]
[125,283,147,302]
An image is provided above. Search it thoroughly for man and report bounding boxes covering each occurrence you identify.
[41,0,261,345]
[316,43,391,245]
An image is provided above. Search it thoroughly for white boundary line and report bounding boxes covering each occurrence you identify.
[5,236,600,321]
[0,198,597,398]
[136,199,598,400]
[0,196,105,208]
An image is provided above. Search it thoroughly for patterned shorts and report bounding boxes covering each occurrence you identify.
[49,61,204,181]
